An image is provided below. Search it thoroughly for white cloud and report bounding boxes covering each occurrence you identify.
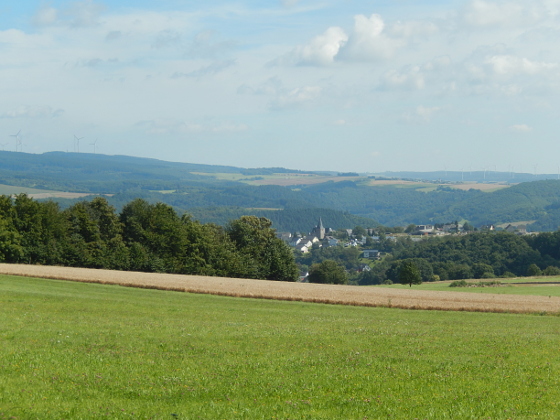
[273,26,348,66]
[381,67,425,90]
[462,0,542,28]
[270,86,322,109]
[388,20,438,38]
[510,124,532,132]
[486,55,557,75]
[0,106,64,119]
[338,14,403,61]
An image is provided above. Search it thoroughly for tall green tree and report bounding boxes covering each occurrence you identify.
[399,261,422,287]
[226,216,298,281]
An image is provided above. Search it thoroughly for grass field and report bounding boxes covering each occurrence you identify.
[1,274,560,419]
[383,278,560,297]
[2,264,560,314]
[0,184,95,199]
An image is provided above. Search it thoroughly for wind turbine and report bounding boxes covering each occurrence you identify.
[90,138,98,154]
[0,142,7,151]
[74,135,84,153]
[10,130,21,152]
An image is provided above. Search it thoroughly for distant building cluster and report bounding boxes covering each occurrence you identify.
[276,218,381,259]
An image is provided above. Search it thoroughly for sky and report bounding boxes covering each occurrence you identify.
[1,0,560,173]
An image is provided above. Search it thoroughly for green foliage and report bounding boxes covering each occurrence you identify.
[527,263,543,276]
[296,245,362,271]
[543,266,560,276]
[0,195,298,282]
[449,280,468,287]
[226,216,298,281]
[398,261,422,287]
[308,259,348,284]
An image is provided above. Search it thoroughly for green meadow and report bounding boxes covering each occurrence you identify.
[1,275,560,419]
[382,278,560,297]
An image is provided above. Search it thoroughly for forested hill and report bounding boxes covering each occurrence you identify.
[3,151,560,230]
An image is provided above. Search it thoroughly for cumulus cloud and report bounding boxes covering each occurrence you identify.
[486,55,557,75]
[272,26,348,66]
[273,13,410,66]
[388,20,438,38]
[0,106,64,119]
[381,66,425,90]
[462,0,545,28]
[338,14,403,61]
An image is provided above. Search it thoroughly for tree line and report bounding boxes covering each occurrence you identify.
[0,195,298,282]
[359,231,560,285]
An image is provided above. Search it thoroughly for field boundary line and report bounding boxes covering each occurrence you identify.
[1,264,560,315]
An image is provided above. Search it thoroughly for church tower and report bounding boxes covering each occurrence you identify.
[312,217,325,240]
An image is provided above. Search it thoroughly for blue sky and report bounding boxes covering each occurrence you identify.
[1,0,560,173]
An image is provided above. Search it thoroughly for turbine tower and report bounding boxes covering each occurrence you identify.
[10,130,21,152]
[90,138,98,154]
[74,134,84,153]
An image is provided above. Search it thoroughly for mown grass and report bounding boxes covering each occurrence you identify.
[382,278,560,297]
[2,274,560,419]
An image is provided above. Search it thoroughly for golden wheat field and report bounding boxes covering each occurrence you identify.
[2,264,560,314]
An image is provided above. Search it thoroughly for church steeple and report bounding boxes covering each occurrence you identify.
[316,217,325,240]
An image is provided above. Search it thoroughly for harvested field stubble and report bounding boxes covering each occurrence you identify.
[1,263,560,314]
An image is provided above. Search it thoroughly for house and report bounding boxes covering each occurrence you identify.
[276,232,292,242]
[442,223,459,233]
[296,242,311,253]
[362,249,380,259]
[325,236,339,247]
[504,224,527,235]
[415,224,434,235]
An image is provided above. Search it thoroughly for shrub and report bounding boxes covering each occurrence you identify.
[526,264,542,277]
[543,266,560,276]
[449,280,468,287]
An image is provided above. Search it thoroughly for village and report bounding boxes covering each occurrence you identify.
[277,218,531,258]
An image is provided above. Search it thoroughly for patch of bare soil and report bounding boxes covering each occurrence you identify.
[1,264,559,314]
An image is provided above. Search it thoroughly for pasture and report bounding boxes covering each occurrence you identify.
[1,273,560,419]
[383,277,560,297]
